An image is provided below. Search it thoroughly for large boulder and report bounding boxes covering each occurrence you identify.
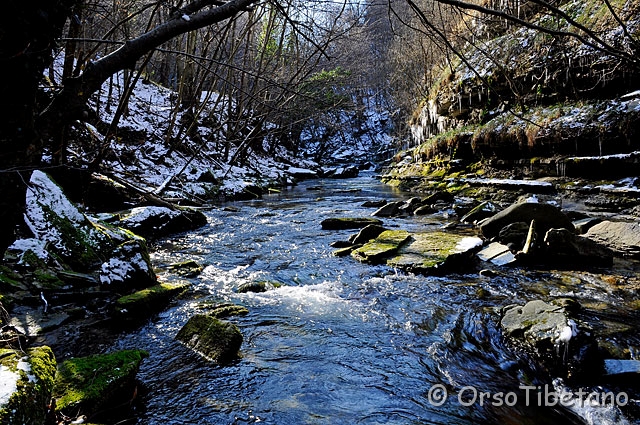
[117,206,207,239]
[480,202,574,240]
[114,281,191,321]
[371,201,404,217]
[350,224,387,245]
[53,350,148,416]
[0,346,57,425]
[544,228,614,267]
[176,315,243,364]
[585,221,640,258]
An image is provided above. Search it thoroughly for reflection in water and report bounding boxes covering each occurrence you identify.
[114,176,635,425]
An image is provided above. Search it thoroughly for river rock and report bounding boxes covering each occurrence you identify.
[371,201,404,217]
[0,346,56,425]
[398,197,423,215]
[114,281,191,321]
[544,228,614,267]
[585,221,640,258]
[461,201,498,224]
[476,242,516,266]
[501,300,599,380]
[321,217,383,230]
[53,349,148,415]
[176,315,243,364]
[361,200,387,208]
[351,224,387,245]
[99,240,156,289]
[167,260,204,277]
[333,244,362,257]
[413,205,436,215]
[497,222,529,250]
[387,232,483,273]
[118,206,207,239]
[237,280,278,293]
[572,217,603,235]
[324,166,359,179]
[351,230,411,264]
[480,202,574,240]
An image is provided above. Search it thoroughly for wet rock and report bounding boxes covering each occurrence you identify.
[9,309,71,338]
[53,349,148,415]
[330,240,353,248]
[544,228,614,267]
[361,200,387,208]
[413,205,436,215]
[387,232,483,273]
[501,300,600,380]
[118,206,207,239]
[333,245,362,257]
[603,359,640,377]
[167,260,204,277]
[321,217,383,230]
[351,224,387,245]
[201,303,249,319]
[371,201,404,217]
[461,201,498,224]
[352,230,411,264]
[114,282,191,321]
[237,280,277,293]
[585,221,640,258]
[176,315,243,364]
[572,217,603,235]
[398,197,423,215]
[476,242,516,266]
[0,346,56,425]
[422,190,454,205]
[480,202,574,240]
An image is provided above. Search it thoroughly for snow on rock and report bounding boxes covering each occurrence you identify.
[0,366,19,407]
[99,241,155,288]
[117,206,207,239]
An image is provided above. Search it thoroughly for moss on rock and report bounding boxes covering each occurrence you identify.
[115,282,190,320]
[176,315,243,364]
[53,349,148,414]
[351,230,411,264]
[0,346,57,425]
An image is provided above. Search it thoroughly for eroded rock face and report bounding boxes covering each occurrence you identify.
[176,315,243,364]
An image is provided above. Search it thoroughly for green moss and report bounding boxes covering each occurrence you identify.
[175,315,242,364]
[0,347,57,425]
[33,269,66,289]
[53,349,148,413]
[115,282,190,318]
[352,230,411,264]
[388,231,476,270]
[0,266,26,291]
[208,303,250,318]
[168,260,204,277]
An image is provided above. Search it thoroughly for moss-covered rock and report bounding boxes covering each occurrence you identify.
[0,346,57,425]
[53,349,148,414]
[320,217,383,230]
[175,315,243,364]
[115,281,191,320]
[199,302,250,319]
[387,232,483,273]
[167,260,204,277]
[351,230,411,264]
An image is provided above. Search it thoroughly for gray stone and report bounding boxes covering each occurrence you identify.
[118,206,207,239]
[351,224,387,245]
[501,300,570,348]
[372,201,404,217]
[477,242,515,266]
[603,359,640,376]
[497,221,529,248]
[480,202,574,240]
[176,315,243,364]
[585,221,640,258]
[461,201,499,224]
[544,228,614,267]
[572,217,603,235]
[321,217,383,230]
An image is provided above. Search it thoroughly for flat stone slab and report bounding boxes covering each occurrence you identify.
[352,230,411,264]
[387,233,483,272]
[477,242,516,266]
[585,221,640,258]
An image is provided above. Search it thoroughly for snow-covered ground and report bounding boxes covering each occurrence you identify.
[47,53,394,200]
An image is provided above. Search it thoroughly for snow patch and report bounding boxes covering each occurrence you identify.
[0,366,19,406]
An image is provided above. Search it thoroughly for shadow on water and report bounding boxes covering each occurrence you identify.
[113,176,639,425]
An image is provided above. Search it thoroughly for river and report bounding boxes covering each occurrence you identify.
[113,175,639,425]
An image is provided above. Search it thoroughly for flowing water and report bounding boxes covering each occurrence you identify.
[113,175,640,425]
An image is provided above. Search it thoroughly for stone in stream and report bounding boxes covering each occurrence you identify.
[330,240,353,248]
[461,201,498,224]
[114,281,191,321]
[350,224,387,245]
[371,201,404,217]
[236,280,279,293]
[479,202,574,240]
[500,300,600,380]
[175,315,243,364]
[387,232,483,273]
[585,221,640,258]
[476,242,516,266]
[351,230,411,264]
[320,217,383,230]
[361,200,387,208]
[497,221,529,250]
[117,205,207,239]
[543,228,614,267]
